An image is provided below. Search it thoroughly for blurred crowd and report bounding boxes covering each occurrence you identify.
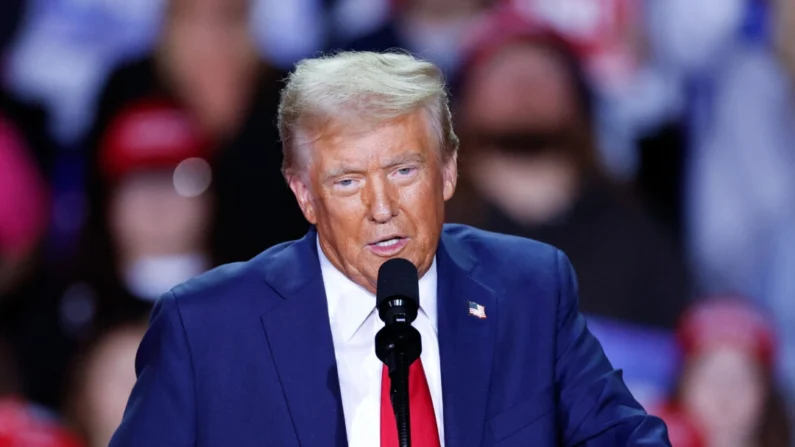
[0,0,793,445]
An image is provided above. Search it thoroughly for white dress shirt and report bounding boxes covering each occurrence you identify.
[317,239,444,446]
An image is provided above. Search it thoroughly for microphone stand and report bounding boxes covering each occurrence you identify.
[376,323,421,447]
[390,351,411,447]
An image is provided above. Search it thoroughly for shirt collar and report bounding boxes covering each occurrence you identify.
[317,236,438,341]
[418,257,438,333]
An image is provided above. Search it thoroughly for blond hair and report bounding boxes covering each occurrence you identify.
[277,51,458,177]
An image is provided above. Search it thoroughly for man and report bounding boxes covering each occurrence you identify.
[110,51,670,446]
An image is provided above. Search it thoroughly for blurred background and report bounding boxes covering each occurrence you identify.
[0,0,793,445]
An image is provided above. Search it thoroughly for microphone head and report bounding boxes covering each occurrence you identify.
[376,258,419,324]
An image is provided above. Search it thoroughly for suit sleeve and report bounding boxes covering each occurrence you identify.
[553,250,671,446]
[109,290,197,447]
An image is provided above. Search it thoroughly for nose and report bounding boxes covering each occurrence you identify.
[364,174,398,223]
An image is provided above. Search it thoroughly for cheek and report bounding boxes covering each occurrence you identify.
[108,189,149,241]
[164,196,210,230]
[405,176,446,219]
[399,181,445,246]
[315,194,366,236]
[684,373,726,420]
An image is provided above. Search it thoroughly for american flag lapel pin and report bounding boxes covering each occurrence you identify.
[468,301,487,319]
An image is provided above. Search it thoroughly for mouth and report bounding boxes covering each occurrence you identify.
[366,235,409,257]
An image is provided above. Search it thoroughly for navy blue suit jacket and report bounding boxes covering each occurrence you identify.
[110,225,670,446]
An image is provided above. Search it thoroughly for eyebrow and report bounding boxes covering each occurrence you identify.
[383,152,426,170]
[320,152,427,184]
[321,165,364,184]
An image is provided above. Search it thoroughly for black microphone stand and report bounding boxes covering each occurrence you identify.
[376,322,421,447]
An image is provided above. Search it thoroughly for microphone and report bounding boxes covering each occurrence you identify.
[375,258,422,447]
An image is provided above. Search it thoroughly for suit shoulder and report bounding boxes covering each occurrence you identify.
[442,223,561,268]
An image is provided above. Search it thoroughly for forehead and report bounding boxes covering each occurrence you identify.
[461,43,578,130]
[303,111,437,170]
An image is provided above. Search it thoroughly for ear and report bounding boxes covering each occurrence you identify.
[442,152,458,202]
[288,174,317,224]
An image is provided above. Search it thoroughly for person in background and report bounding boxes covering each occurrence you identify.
[449,11,690,329]
[0,0,54,298]
[0,396,84,447]
[658,298,792,447]
[0,115,50,299]
[1,326,83,446]
[340,0,493,76]
[686,0,795,394]
[0,109,56,407]
[65,323,146,447]
[1,108,78,441]
[87,0,307,266]
[13,98,215,410]
[75,97,215,327]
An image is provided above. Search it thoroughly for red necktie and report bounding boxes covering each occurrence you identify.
[380,359,441,447]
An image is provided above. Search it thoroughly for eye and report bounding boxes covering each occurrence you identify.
[396,167,416,176]
[332,177,359,192]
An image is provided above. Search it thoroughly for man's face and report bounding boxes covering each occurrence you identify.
[289,111,457,292]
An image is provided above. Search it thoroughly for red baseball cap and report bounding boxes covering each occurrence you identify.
[677,297,777,369]
[0,397,83,447]
[99,97,210,182]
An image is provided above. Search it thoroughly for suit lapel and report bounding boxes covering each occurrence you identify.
[437,231,498,447]
[260,228,348,447]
